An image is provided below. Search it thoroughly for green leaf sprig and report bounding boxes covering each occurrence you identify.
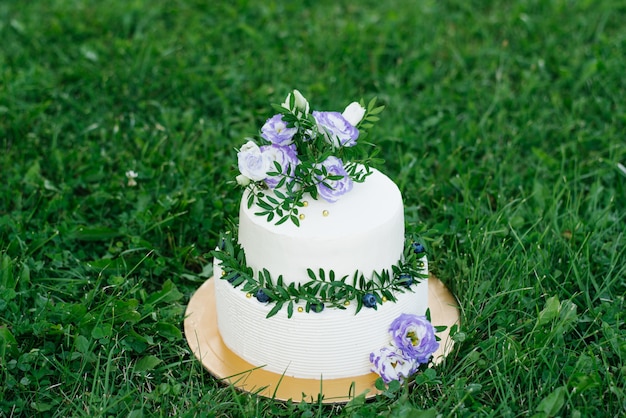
[211,229,428,318]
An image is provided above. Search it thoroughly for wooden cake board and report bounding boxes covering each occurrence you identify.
[184,274,460,403]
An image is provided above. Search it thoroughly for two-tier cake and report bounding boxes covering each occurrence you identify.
[211,90,439,384]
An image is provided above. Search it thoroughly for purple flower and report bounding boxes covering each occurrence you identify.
[312,111,359,148]
[369,346,418,384]
[389,314,439,365]
[259,144,300,189]
[315,156,353,203]
[261,114,298,146]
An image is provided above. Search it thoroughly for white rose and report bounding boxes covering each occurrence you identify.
[342,102,366,126]
[237,141,271,182]
[281,89,310,116]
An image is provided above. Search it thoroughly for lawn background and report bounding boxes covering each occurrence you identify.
[1,0,625,416]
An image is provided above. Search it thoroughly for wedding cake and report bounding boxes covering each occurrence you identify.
[212,90,438,383]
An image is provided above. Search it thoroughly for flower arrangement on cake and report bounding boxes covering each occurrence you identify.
[215,90,433,318]
[208,90,446,386]
[235,89,384,226]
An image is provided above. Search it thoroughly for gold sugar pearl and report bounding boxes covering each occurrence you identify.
[246,293,252,298]
[299,214,305,220]
[297,306,304,312]
[302,201,309,207]
[344,301,350,306]
[382,296,388,302]
[322,210,329,217]
[417,261,425,268]
[221,270,226,276]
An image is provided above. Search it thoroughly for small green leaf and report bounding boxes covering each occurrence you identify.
[257,200,273,211]
[414,368,439,385]
[0,254,14,289]
[538,296,560,325]
[70,226,120,241]
[535,386,567,416]
[155,322,182,340]
[135,355,162,373]
[146,280,183,305]
[452,331,466,342]
[0,325,19,358]
[266,301,283,318]
[30,402,54,413]
[91,324,112,339]
[374,377,386,390]
[75,335,90,354]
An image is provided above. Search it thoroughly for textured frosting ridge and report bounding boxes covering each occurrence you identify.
[214,261,428,379]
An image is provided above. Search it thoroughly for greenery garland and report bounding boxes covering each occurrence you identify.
[211,229,428,318]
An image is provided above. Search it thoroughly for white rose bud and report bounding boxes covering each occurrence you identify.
[235,174,251,186]
[282,89,310,116]
[342,102,366,127]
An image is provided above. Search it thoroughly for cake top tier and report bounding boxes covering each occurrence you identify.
[234,90,385,227]
[238,167,405,286]
[240,167,402,239]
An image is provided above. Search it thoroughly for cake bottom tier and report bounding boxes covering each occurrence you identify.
[213,263,429,380]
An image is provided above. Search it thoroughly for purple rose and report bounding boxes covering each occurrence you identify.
[315,156,353,203]
[389,314,439,365]
[261,114,297,146]
[312,111,359,148]
[260,144,300,189]
[369,346,418,384]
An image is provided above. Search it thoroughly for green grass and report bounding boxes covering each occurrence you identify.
[1,0,625,416]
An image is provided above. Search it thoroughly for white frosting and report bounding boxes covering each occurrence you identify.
[238,169,405,285]
[213,168,429,379]
[214,261,428,379]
